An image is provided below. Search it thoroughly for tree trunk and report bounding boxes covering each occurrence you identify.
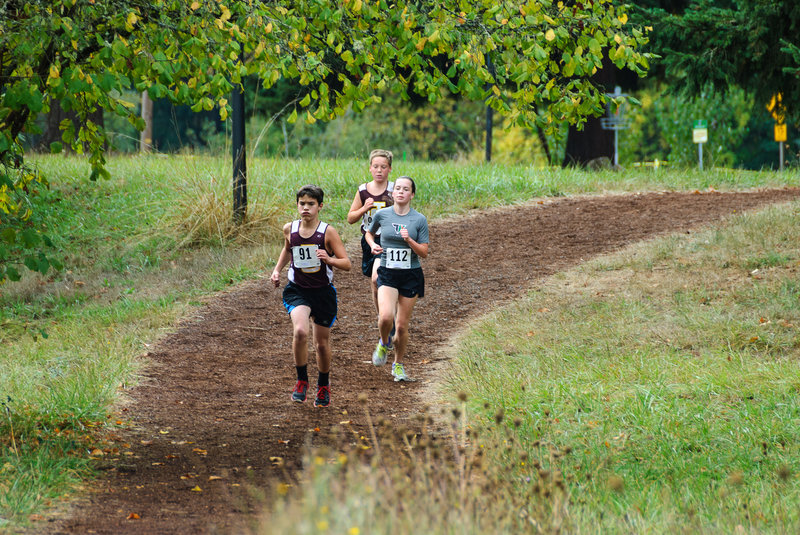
[562,115,614,167]
[37,102,104,152]
[140,91,153,152]
[562,58,618,167]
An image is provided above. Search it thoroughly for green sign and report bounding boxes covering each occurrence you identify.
[693,119,707,129]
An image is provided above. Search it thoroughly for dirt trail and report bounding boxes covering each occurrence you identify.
[51,188,800,534]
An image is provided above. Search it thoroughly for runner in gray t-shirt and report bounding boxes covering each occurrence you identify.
[365,176,430,382]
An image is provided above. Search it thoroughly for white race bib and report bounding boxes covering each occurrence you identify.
[292,245,320,269]
[385,247,412,269]
[363,201,388,232]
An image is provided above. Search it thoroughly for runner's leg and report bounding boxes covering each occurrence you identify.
[290,305,312,367]
[312,323,332,374]
[392,294,418,364]
[376,285,399,346]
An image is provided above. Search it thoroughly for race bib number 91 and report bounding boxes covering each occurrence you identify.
[292,245,320,269]
[385,247,411,269]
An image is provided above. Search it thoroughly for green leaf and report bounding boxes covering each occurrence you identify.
[6,266,20,282]
[20,229,40,248]
[50,141,63,154]
[0,228,15,245]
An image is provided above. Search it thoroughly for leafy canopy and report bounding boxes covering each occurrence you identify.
[637,0,800,117]
[0,0,650,282]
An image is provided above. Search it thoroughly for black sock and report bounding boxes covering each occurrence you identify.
[296,365,308,383]
[318,371,329,387]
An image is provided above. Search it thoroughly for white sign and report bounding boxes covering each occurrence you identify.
[693,128,708,144]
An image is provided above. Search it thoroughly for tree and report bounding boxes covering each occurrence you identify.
[0,0,650,282]
[641,0,800,114]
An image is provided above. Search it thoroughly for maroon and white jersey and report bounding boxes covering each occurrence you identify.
[358,181,394,234]
[288,220,333,288]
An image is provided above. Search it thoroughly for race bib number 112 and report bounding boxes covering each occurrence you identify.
[385,247,411,269]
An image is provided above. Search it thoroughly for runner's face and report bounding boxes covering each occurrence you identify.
[369,157,391,182]
[296,195,321,220]
[393,179,414,205]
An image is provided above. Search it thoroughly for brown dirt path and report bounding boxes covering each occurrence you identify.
[50,188,800,534]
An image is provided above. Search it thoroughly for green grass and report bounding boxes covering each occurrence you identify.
[1,153,799,529]
[438,200,800,533]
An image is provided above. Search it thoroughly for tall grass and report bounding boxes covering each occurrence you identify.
[1,154,799,528]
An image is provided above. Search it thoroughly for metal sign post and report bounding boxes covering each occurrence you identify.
[692,120,708,170]
[600,86,630,167]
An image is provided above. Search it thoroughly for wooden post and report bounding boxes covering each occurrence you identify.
[140,91,153,153]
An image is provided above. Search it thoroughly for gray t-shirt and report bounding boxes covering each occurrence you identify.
[368,207,429,270]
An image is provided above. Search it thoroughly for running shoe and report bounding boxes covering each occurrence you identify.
[314,385,331,408]
[392,362,409,382]
[372,340,388,366]
[291,380,309,403]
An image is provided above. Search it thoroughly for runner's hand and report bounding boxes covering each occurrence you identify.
[270,270,280,288]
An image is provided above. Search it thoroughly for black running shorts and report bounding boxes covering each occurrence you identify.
[376,266,425,298]
[282,282,338,328]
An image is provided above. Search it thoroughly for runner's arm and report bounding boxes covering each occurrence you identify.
[270,223,292,287]
[400,229,429,259]
[364,230,383,256]
[346,190,373,225]
[320,226,352,271]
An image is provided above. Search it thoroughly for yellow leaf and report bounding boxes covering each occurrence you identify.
[353,0,362,12]
[127,12,138,26]
[415,37,427,51]
[265,22,273,33]
[208,475,224,481]
[190,1,200,9]
[191,485,202,492]
[127,513,140,520]
[618,13,628,24]
[545,29,556,42]
[49,65,60,79]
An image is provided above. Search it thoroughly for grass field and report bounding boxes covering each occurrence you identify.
[1,154,799,531]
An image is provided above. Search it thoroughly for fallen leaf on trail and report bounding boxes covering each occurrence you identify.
[208,475,224,481]
[140,440,153,446]
[192,448,208,456]
[159,429,170,435]
[314,427,321,432]
[190,486,202,492]
[269,456,284,467]
[278,439,289,445]
[29,514,44,521]
[538,307,550,313]
[750,336,759,343]
[90,449,104,457]
[152,462,164,466]
[165,454,178,459]
[126,513,140,520]
[339,420,352,425]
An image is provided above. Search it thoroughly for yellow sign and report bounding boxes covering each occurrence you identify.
[775,123,787,142]
[767,93,785,122]
[693,128,708,144]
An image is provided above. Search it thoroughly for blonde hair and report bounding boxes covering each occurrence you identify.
[369,149,393,167]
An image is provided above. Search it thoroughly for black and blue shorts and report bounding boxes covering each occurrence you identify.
[282,282,338,328]
[376,266,425,298]
[360,234,382,277]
